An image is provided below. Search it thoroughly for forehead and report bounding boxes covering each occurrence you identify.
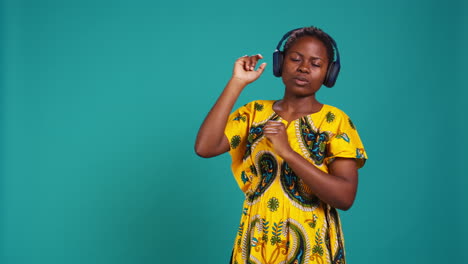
[286,36,328,60]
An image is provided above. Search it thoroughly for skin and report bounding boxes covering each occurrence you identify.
[195,36,359,211]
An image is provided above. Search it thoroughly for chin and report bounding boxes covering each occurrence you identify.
[286,84,319,95]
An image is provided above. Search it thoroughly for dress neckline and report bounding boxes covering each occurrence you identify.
[270,100,327,124]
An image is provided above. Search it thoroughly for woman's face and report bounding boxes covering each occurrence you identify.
[281,36,329,97]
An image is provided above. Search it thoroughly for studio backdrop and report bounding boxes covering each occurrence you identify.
[1,0,466,263]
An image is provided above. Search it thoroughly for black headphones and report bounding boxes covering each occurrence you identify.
[273,27,341,88]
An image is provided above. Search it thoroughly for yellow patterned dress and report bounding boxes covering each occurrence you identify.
[224,100,367,264]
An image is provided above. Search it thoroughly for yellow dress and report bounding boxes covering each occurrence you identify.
[224,100,367,264]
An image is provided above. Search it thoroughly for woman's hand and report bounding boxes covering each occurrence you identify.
[263,121,293,158]
[232,54,267,85]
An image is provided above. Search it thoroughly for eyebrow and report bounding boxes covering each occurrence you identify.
[290,51,325,61]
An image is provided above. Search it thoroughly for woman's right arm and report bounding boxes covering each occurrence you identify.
[195,54,267,158]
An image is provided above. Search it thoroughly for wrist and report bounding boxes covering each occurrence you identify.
[224,78,247,96]
[229,76,250,87]
[279,147,296,161]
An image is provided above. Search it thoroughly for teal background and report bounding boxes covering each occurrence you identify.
[1,0,466,263]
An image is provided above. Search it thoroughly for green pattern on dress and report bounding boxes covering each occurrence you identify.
[336,133,350,143]
[270,221,284,245]
[348,118,355,130]
[234,114,247,122]
[247,152,277,203]
[249,164,257,176]
[243,207,248,215]
[241,171,250,184]
[312,228,324,256]
[243,114,279,160]
[326,111,336,123]
[298,117,329,165]
[267,197,279,212]
[231,135,241,149]
[305,214,318,229]
[249,218,288,264]
[254,102,264,111]
[237,222,244,247]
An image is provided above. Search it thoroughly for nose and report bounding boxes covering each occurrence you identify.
[297,62,310,73]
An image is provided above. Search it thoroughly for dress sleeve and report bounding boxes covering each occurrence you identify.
[325,110,368,169]
[224,102,255,192]
[224,102,253,162]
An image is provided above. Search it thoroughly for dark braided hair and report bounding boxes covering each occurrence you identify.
[283,26,335,63]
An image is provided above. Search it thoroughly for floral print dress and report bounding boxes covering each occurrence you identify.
[224,100,367,264]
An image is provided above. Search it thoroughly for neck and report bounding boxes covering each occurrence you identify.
[279,93,322,113]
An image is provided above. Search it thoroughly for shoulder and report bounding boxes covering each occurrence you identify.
[235,99,276,113]
[322,104,351,121]
[245,99,275,109]
[230,100,276,125]
[320,104,359,130]
[320,104,361,134]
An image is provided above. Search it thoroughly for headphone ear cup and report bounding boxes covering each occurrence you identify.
[323,62,340,88]
[273,51,283,77]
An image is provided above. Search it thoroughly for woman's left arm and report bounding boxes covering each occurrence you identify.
[264,121,358,211]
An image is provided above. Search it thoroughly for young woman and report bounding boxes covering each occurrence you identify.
[195,26,367,264]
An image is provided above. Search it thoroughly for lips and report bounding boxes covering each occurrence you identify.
[293,76,309,86]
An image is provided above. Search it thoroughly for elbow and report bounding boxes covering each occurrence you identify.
[338,202,353,211]
[194,146,210,158]
[334,181,358,211]
[194,144,217,158]
[335,196,356,211]
[195,137,228,158]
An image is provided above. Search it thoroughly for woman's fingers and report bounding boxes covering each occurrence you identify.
[245,57,252,71]
[238,54,263,71]
[265,121,284,127]
[232,54,266,84]
[266,120,283,124]
[264,121,285,134]
[248,54,263,70]
[256,62,267,74]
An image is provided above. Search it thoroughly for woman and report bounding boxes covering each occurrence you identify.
[195,26,367,264]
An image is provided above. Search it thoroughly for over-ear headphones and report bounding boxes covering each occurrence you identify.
[272,27,341,88]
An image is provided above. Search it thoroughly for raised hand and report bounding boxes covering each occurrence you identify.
[195,55,266,158]
[232,54,267,85]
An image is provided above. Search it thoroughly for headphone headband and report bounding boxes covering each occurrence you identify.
[275,28,302,51]
[328,37,340,68]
